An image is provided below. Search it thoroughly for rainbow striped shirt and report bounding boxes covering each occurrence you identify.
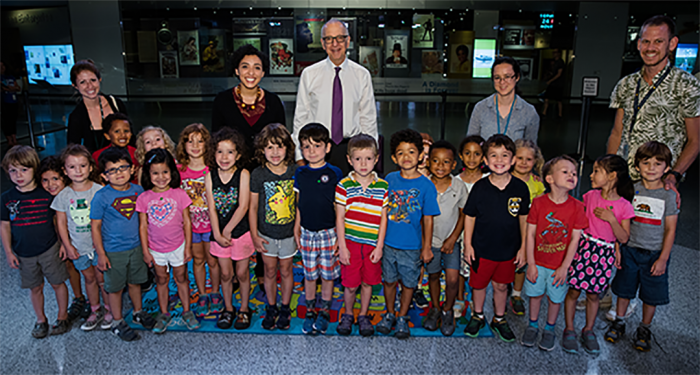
[335,172,389,246]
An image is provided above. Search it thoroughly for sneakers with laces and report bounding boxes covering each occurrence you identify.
[194,294,210,318]
[521,325,539,347]
[634,325,652,352]
[277,305,292,330]
[539,329,557,351]
[111,319,141,341]
[562,329,579,353]
[132,310,157,330]
[604,319,626,343]
[313,309,330,334]
[81,306,105,331]
[395,315,410,339]
[413,289,429,309]
[100,307,113,330]
[510,296,525,316]
[376,312,397,335]
[423,307,440,331]
[336,313,354,336]
[209,293,225,315]
[261,305,278,330]
[358,315,374,337]
[67,296,87,322]
[464,314,486,338]
[182,310,201,330]
[491,317,515,342]
[440,309,456,336]
[31,322,49,339]
[580,329,600,354]
[302,310,317,335]
[152,312,172,334]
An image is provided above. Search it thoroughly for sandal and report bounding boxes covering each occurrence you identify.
[234,309,252,330]
[217,310,235,330]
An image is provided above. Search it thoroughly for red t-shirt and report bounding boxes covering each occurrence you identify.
[527,194,588,270]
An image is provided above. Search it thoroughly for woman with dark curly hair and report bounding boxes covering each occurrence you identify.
[211,45,286,159]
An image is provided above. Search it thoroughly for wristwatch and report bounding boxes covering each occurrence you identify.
[666,170,683,183]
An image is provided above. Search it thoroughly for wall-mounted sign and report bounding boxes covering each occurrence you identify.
[539,13,554,29]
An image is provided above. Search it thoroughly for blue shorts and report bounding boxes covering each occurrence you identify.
[611,245,669,306]
[524,265,568,304]
[382,245,421,289]
[425,245,460,274]
[73,252,99,272]
[193,232,211,244]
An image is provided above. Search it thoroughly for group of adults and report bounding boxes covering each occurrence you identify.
[66,15,698,206]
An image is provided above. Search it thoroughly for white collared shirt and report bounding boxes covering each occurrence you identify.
[293,57,378,160]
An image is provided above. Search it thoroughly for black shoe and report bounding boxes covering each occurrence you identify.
[491,317,515,342]
[67,296,87,322]
[464,314,486,337]
[604,319,626,343]
[413,289,429,309]
[217,310,235,330]
[634,325,652,352]
[261,305,278,330]
[277,305,291,330]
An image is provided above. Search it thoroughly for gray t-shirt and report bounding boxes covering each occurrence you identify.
[50,183,103,256]
[628,181,679,251]
[432,175,468,248]
[250,164,297,239]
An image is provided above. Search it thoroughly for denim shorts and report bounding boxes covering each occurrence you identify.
[524,265,568,304]
[381,245,421,289]
[192,231,211,244]
[73,252,99,271]
[611,245,670,306]
[425,244,460,274]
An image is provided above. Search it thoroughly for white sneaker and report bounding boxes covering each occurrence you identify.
[605,300,638,321]
[454,300,466,318]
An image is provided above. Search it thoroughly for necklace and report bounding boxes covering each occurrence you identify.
[495,95,516,135]
[235,86,261,110]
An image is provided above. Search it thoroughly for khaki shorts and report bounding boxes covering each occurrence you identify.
[18,242,68,289]
[103,245,148,294]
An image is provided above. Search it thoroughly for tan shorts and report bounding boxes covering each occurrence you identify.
[18,242,69,289]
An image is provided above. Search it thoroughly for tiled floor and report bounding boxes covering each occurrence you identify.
[1,98,698,374]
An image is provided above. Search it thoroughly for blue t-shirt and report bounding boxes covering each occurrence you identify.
[385,172,441,250]
[1,186,57,257]
[90,183,143,253]
[294,163,343,231]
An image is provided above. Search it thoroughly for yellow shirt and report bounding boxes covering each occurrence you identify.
[525,174,545,206]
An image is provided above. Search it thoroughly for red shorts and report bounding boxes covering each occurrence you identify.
[341,239,382,288]
[468,257,516,290]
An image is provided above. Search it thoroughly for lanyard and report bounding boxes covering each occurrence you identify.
[496,95,516,135]
[631,66,671,132]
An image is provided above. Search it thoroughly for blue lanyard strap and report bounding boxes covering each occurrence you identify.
[631,66,671,133]
[496,95,516,135]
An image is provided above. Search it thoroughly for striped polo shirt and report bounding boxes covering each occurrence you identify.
[335,172,389,246]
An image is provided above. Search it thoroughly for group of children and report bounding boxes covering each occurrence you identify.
[1,113,679,353]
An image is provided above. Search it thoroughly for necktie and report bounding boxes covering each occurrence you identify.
[332,67,343,145]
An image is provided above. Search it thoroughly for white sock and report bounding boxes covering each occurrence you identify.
[511,290,521,298]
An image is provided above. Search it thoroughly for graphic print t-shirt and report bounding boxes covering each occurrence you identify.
[527,194,588,269]
[51,183,103,256]
[250,164,297,239]
[385,172,440,250]
[179,165,211,234]
[90,183,143,253]
[136,188,192,253]
[210,167,249,239]
[1,187,57,257]
[628,181,679,251]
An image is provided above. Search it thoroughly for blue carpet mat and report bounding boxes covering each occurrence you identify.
[126,254,493,337]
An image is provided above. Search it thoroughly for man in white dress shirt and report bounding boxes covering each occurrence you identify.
[293,19,378,174]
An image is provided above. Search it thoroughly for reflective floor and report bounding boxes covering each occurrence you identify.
[0,98,698,374]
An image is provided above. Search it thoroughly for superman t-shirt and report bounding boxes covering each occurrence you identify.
[90,183,143,253]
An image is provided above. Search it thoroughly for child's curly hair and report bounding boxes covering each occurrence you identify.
[59,144,102,183]
[514,138,544,176]
[39,155,70,186]
[253,123,295,166]
[207,127,248,171]
[390,129,423,155]
[135,125,177,166]
[176,123,211,170]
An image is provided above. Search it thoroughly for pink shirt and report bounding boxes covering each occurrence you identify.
[178,165,211,233]
[136,188,192,253]
[582,190,635,243]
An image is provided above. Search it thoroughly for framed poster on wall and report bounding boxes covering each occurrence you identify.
[177,30,199,66]
[159,51,178,78]
[448,31,474,77]
[359,46,382,77]
[412,14,434,48]
[233,37,261,52]
[385,31,409,69]
[269,38,294,75]
[200,30,225,73]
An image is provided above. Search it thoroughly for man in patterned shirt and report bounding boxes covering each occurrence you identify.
[606,15,699,204]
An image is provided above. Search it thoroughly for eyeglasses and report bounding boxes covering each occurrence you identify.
[493,75,516,82]
[322,35,349,44]
[104,165,131,175]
